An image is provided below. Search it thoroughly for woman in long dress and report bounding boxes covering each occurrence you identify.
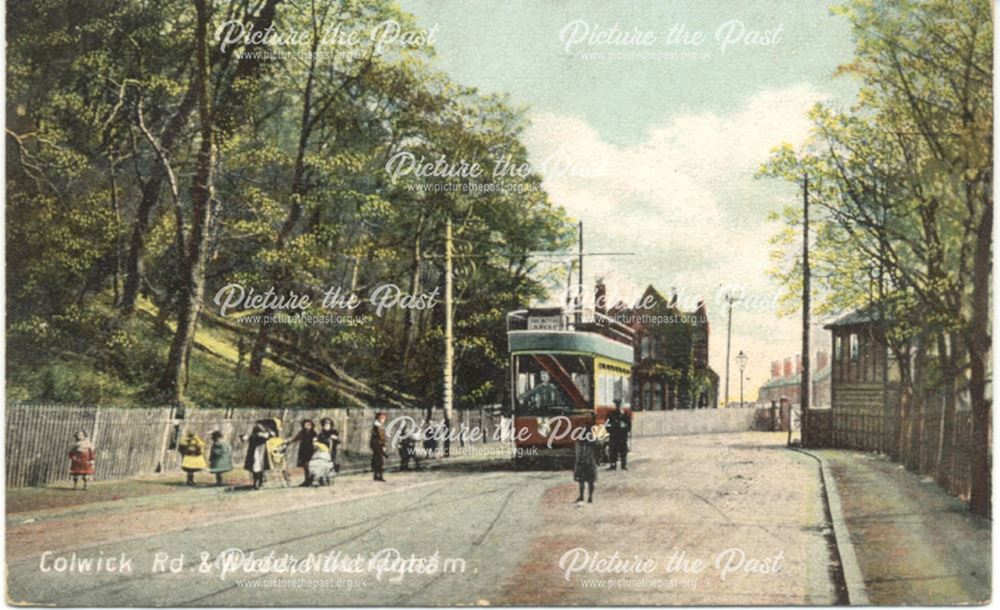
[289,419,317,487]
[243,422,272,490]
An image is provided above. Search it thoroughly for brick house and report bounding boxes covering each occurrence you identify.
[757,350,832,408]
[607,283,719,410]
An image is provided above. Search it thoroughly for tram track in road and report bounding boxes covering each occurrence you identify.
[38,486,443,606]
[34,472,517,605]
[179,488,440,607]
[391,485,524,606]
[32,479,442,603]
[32,468,561,606]
[185,471,556,607]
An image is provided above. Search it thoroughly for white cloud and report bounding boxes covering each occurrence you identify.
[522,84,827,402]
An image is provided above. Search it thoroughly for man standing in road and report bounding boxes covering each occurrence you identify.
[605,399,631,470]
[370,412,389,482]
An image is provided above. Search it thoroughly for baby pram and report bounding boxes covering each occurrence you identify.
[261,418,291,488]
[308,440,335,487]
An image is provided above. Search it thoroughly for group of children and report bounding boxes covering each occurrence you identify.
[67,412,616,500]
[287,417,341,488]
[176,417,341,490]
[66,416,366,491]
[177,430,234,486]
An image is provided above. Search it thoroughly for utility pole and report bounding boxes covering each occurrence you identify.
[443,217,454,425]
[723,294,739,407]
[797,174,810,448]
[575,221,583,326]
[736,350,748,409]
[437,223,629,424]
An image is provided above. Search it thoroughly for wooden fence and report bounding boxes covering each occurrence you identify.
[899,395,974,502]
[7,404,757,488]
[803,389,974,502]
[5,404,492,487]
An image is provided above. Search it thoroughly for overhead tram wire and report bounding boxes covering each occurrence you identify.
[420,251,636,260]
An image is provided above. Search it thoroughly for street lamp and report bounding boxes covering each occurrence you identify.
[736,350,748,408]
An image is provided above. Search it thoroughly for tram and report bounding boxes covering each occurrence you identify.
[506,306,634,459]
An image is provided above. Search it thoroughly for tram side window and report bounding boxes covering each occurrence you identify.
[515,354,594,414]
[573,372,591,403]
[611,375,628,406]
[595,369,630,407]
[516,370,540,399]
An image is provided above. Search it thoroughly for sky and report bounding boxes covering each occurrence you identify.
[400,0,860,403]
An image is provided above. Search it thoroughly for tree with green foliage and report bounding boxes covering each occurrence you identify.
[6,0,575,415]
[761,0,991,516]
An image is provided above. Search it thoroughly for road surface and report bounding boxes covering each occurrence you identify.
[7,432,841,606]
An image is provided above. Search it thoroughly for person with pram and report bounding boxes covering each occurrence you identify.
[308,439,335,486]
[288,419,318,487]
[317,417,341,474]
[243,418,290,490]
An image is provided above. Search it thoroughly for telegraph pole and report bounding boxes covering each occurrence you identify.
[575,221,583,326]
[798,174,811,447]
[443,217,454,424]
[723,294,739,407]
[438,221,627,425]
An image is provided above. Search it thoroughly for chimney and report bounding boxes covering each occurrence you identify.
[770,360,782,379]
[594,279,607,315]
[816,350,829,370]
[795,354,802,375]
[669,287,678,307]
[783,358,792,378]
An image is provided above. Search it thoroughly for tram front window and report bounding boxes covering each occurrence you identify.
[514,354,593,415]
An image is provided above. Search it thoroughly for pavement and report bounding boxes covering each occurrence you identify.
[502,432,840,606]
[814,449,991,605]
[4,432,989,606]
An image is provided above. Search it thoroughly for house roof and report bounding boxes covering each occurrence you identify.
[643,284,671,305]
[759,364,831,390]
[760,374,795,389]
[695,365,720,382]
[823,303,889,330]
[636,284,707,317]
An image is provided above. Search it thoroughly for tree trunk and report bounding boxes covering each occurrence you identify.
[968,198,991,517]
[121,86,197,316]
[157,0,215,402]
[246,20,320,376]
[248,323,272,376]
[402,213,425,369]
[895,346,914,465]
[123,0,281,316]
[934,332,957,488]
[109,159,121,304]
